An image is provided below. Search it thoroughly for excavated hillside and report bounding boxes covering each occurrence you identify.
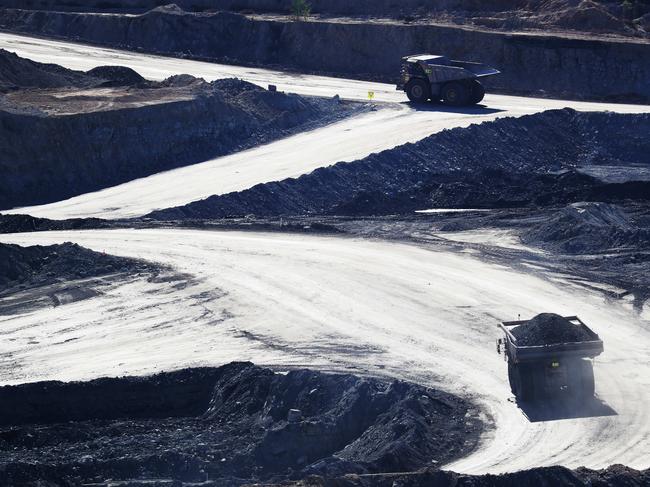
[1,5,649,101]
[3,0,649,38]
[0,51,356,210]
[148,109,650,220]
[0,362,481,486]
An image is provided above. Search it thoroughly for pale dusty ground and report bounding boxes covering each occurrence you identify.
[1,229,649,474]
[2,31,650,220]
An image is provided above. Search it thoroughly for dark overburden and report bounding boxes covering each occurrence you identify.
[148,109,650,220]
[0,362,481,486]
[0,241,155,293]
[0,51,358,210]
[268,464,650,487]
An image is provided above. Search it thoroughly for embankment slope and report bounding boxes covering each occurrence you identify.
[148,109,650,220]
[0,50,354,210]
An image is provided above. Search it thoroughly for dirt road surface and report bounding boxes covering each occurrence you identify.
[0,229,649,474]
[2,31,650,220]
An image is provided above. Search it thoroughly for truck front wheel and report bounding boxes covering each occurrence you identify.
[406,79,431,103]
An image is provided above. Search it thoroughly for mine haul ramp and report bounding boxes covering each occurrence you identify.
[497,316,604,402]
[397,54,500,106]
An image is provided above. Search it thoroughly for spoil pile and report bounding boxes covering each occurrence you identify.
[511,313,593,346]
[0,49,91,91]
[0,241,154,293]
[0,363,480,486]
[148,109,650,220]
[266,464,650,487]
[0,49,148,92]
[521,202,650,253]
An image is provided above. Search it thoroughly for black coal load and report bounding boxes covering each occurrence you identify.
[0,362,480,486]
[511,313,593,346]
[0,241,155,293]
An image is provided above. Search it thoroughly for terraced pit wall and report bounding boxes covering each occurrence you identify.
[1,7,649,102]
[0,81,346,210]
[0,0,523,14]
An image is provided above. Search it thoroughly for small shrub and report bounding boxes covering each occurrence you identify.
[291,0,311,21]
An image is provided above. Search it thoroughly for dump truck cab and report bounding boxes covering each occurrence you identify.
[397,54,500,106]
[497,315,603,402]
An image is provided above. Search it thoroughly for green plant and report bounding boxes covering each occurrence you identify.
[291,0,311,21]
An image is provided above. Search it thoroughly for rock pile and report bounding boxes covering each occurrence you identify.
[148,109,650,220]
[0,363,480,485]
[0,241,154,293]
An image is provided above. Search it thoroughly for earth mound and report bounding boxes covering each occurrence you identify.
[521,202,650,253]
[270,464,650,487]
[0,241,154,293]
[511,313,593,346]
[0,48,157,92]
[0,362,480,486]
[0,49,93,92]
[148,110,650,221]
[86,65,148,86]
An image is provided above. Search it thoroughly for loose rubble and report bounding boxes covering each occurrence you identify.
[148,109,650,220]
[0,362,481,486]
[0,241,155,294]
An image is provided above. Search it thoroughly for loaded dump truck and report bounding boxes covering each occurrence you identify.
[497,314,604,402]
[397,54,500,105]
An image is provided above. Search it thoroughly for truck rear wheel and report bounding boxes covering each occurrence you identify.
[579,360,595,398]
[441,81,470,106]
[470,80,485,104]
[515,364,537,402]
[406,79,431,103]
[508,362,517,395]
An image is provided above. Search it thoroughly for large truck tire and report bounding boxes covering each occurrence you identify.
[508,362,517,395]
[470,80,485,104]
[406,79,431,103]
[441,81,470,106]
[516,364,537,402]
[580,360,595,398]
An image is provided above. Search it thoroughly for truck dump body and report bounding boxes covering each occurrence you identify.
[500,315,604,363]
[396,54,500,105]
[497,315,604,402]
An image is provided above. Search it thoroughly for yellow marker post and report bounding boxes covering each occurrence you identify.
[367,91,375,100]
